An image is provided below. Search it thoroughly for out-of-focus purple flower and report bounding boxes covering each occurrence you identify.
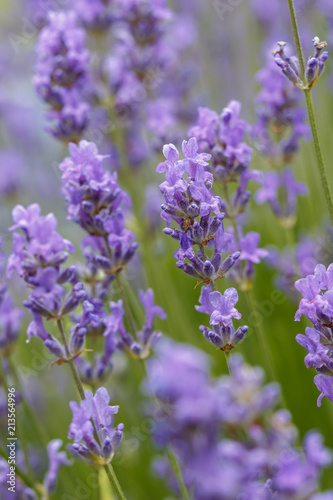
[0,294,24,355]
[196,285,247,351]
[188,101,253,184]
[314,374,333,406]
[273,38,329,90]
[34,11,90,142]
[43,440,71,494]
[239,232,268,264]
[252,59,310,160]
[106,288,166,360]
[0,150,25,197]
[68,387,123,464]
[255,168,307,224]
[144,340,332,499]
[74,0,118,31]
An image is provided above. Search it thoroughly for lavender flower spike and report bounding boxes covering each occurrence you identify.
[273,38,329,90]
[68,387,123,465]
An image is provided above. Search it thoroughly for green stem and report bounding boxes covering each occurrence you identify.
[103,463,127,500]
[286,0,333,226]
[56,321,127,500]
[286,0,305,76]
[224,351,233,375]
[303,90,333,227]
[167,447,191,500]
[198,244,208,262]
[57,319,85,400]
[0,447,36,491]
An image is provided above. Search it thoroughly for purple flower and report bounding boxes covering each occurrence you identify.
[239,232,268,265]
[68,387,123,464]
[60,140,137,277]
[43,440,71,494]
[0,150,25,197]
[273,38,329,90]
[188,101,253,183]
[252,59,310,159]
[144,341,332,499]
[196,286,247,351]
[105,289,166,360]
[34,10,90,141]
[74,0,118,31]
[157,138,243,286]
[314,374,333,406]
[0,294,24,354]
[255,168,307,222]
[7,204,74,282]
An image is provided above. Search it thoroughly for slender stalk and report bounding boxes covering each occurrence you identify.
[224,351,233,375]
[0,447,36,490]
[303,90,333,226]
[103,463,127,500]
[286,0,333,226]
[166,447,191,500]
[56,320,127,500]
[198,243,208,262]
[57,319,85,400]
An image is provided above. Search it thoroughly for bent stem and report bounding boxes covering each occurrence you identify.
[286,0,333,226]
[167,446,191,500]
[56,320,127,500]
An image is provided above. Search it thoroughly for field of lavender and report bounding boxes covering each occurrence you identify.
[1,0,333,499]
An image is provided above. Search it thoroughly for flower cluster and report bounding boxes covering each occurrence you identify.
[34,11,90,142]
[59,140,137,278]
[157,137,241,286]
[144,339,333,500]
[295,264,333,406]
[101,0,198,164]
[196,285,248,351]
[68,387,123,465]
[6,204,96,362]
[188,102,269,288]
[188,101,253,184]
[273,38,329,90]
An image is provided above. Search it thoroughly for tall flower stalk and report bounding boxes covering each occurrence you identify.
[283,0,333,226]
